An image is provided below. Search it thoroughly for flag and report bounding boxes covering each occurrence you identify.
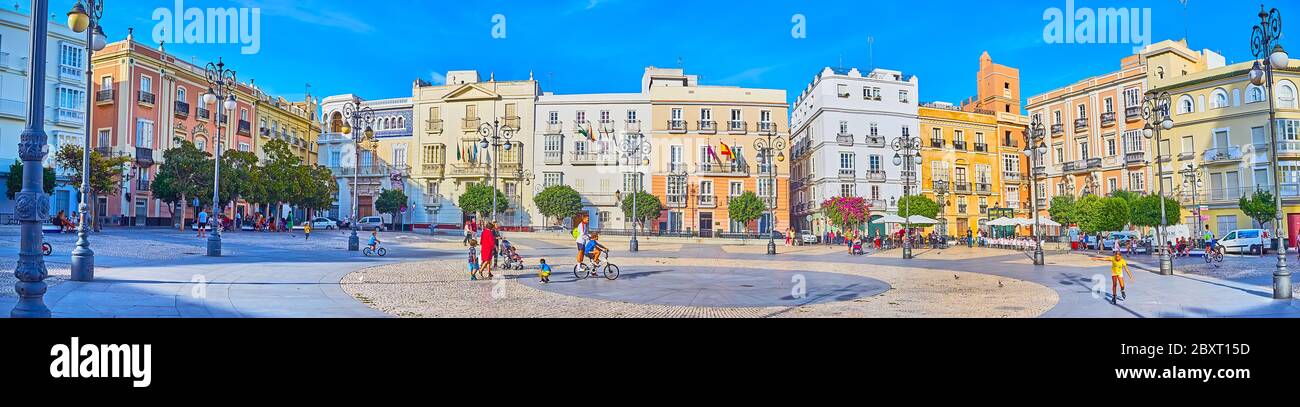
[707,145,721,163]
[456,143,462,161]
[578,124,595,142]
[720,142,734,161]
[472,143,479,163]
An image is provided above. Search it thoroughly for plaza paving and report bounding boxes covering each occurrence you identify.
[2,226,1300,318]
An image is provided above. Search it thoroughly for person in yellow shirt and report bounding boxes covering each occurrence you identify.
[304,221,312,240]
[1095,251,1134,304]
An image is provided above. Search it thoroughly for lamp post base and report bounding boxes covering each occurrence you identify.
[1159,252,1174,276]
[1033,249,1045,266]
[629,236,639,252]
[903,246,913,260]
[348,229,360,252]
[70,246,94,281]
[206,234,222,257]
[767,240,777,256]
[1276,248,1292,299]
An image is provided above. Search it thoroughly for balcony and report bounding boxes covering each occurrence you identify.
[95,89,115,104]
[1279,141,1300,158]
[757,163,776,175]
[1100,112,1116,127]
[503,116,521,130]
[698,195,717,208]
[973,142,988,152]
[571,152,618,166]
[1203,146,1243,164]
[728,120,747,134]
[54,108,83,125]
[422,163,445,178]
[865,135,886,147]
[1124,151,1146,166]
[668,162,688,174]
[697,163,749,177]
[137,91,155,106]
[330,165,392,178]
[1032,166,1046,178]
[975,182,993,195]
[932,180,950,192]
[837,133,855,146]
[196,107,211,121]
[447,164,490,178]
[625,120,642,133]
[423,194,443,209]
[237,120,252,135]
[462,117,481,131]
[698,120,717,134]
[866,170,886,183]
[930,138,945,148]
[1003,171,1022,182]
[136,180,151,192]
[868,199,888,209]
[668,120,687,133]
[757,121,775,134]
[1074,118,1089,131]
[135,147,154,166]
[0,51,27,72]
[174,101,190,119]
[954,182,971,194]
[952,141,967,150]
[542,150,563,165]
[426,120,444,134]
[838,168,855,179]
[666,194,688,208]
[1125,106,1142,122]
[1051,124,1064,135]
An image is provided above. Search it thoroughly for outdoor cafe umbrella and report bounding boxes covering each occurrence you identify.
[905,215,940,225]
[872,214,908,224]
[987,217,1019,227]
[1036,218,1063,227]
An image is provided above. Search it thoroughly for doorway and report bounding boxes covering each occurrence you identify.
[699,212,713,237]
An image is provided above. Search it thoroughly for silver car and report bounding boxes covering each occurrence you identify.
[356,216,387,231]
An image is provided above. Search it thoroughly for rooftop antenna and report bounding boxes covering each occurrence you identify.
[868,36,876,71]
[1179,0,1189,43]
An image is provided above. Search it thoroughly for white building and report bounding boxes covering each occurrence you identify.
[0,8,89,222]
[318,95,414,226]
[789,67,920,233]
[532,92,651,230]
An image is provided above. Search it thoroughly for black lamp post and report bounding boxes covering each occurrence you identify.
[1024,116,1048,266]
[11,0,54,318]
[201,59,238,257]
[620,133,651,252]
[1249,5,1291,299]
[67,0,108,281]
[478,119,516,225]
[1141,91,1175,275]
[753,125,787,255]
[892,135,922,259]
[339,98,375,251]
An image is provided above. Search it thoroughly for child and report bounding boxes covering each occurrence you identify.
[585,233,608,265]
[368,230,380,252]
[538,259,552,283]
[468,239,480,280]
[304,221,312,240]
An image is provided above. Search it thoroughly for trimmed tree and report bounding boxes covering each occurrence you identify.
[458,183,508,219]
[152,140,212,229]
[620,191,662,230]
[533,185,584,225]
[820,196,870,232]
[727,191,767,233]
[298,165,339,222]
[1131,194,1183,228]
[896,195,940,219]
[1077,196,1130,235]
[375,189,409,228]
[1048,195,1078,226]
[1240,189,1277,230]
[5,160,56,199]
[54,145,131,231]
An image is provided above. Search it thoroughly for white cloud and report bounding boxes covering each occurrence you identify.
[233,0,375,33]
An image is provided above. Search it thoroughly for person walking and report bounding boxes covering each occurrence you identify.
[287,211,296,237]
[197,209,208,237]
[479,222,498,280]
[463,219,476,246]
[573,214,590,264]
[304,221,312,240]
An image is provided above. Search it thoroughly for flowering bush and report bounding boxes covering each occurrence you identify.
[821,196,871,230]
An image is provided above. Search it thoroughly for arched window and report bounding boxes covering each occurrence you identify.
[195,136,208,152]
[1248,85,1266,103]
[1279,81,1298,109]
[330,112,344,133]
[1178,95,1195,114]
[1210,88,1229,109]
[1157,66,1165,79]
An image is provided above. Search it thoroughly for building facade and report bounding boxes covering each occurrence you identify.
[918,103,1000,237]
[318,95,413,224]
[646,67,789,236]
[411,71,538,230]
[0,8,88,222]
[532,91,650,230]
[790,67,919,236]
[961,52,1031,223]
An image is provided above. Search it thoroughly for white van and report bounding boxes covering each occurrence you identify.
[1219,229,1275,254]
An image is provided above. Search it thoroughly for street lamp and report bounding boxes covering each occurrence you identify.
[478,119,516,225]
[67,0,108,281]
[201,58,238,257]
[934,180,949,238]
[339,98,375,251]
[619,133,651,252]
[1024,115,1049,266]
[892,135,922,259]
[11,0,55,318]
[1141,91,1175,275]
[1180,164,1205,247]
[1249,5,1291,299]
[753,125,787,255]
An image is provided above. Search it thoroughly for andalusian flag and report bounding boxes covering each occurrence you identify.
[719,142,735,161]
[577,124,595,141]
[456,143,463,161]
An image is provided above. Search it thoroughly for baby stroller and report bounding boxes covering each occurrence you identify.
[851,240,866,256]
[500,241,525,270]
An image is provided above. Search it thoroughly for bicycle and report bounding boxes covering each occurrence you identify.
[362,245,387,257]
[1204,245,1224,264]
[573,257,620,281]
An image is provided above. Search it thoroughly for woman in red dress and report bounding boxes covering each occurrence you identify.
[479,222,497,279]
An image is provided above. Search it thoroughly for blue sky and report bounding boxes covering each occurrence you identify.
[36,0,1292,111]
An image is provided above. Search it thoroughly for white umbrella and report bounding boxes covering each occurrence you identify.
[987,217,1018,227]
[872,214,907,224]
[1036,218,1063,227]
[905,215,940,225]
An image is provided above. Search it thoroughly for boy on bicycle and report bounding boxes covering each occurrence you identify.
[584,233,609,268]
[367,230,381,253]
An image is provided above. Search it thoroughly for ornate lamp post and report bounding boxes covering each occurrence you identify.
[1141,91,1175,275]
[1180,164,1204,247]
[934,180,949,238]
[338,98,374,251]
[753,126,787,255]
[478,119,516,225]
[892,135,922,259]
[1024,115,1049,266]
[67,0,108,281]
[11,0,54,317]
[1249,5,1291,299]
[620,133,651,252]
[200,59,238,257]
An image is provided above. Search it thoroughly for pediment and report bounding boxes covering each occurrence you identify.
[443,84,501,102]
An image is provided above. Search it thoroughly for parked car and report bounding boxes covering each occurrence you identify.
[1102,231,1145,252]
[294,217,338,231]
[1219,229,1275,254]
[356,216,387,231]
[800,230,819,244]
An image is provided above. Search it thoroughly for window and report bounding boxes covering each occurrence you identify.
[729,181,744,197]
[1279,81,1297,109]
[1124,88,1141,108]
[195,137,207,152]
[1182,136,1194,153]
[841,183,856,197]
[1077,104,1087,118]
[871,185,881,200]
[899,90,909,103]
[96,129,110,148]
[238,142,250,152]
[1247,85,1266,104]
[57,86,85,111]
[627,110,638,122]
[1253,126,1267,145]
[240,108,248,121]
[1053,111,1062,125]
[134,119,154,148]
[1128,171,1146,191]
[1002,154,1020,173]
[177,87,187,103]
[1078,141,1088,160]
[760,110,771,124]
[758,178,775,197]
[868,155,882,172]
[1210,88,1229,109]
[140,76,153,93]
[1105,138,1117,156]
[839,152,855,170]
[1178,95,1195,114]
[393,144,407,167]
[869,123,879,136]
[599,110,610,122]
[700,108,712,121]
[1108,178,1118,194]
[837,84,849,98]
[932,161,949,181]
[1103,98,1114,113]
[623,173,643,193]
[59,42,85,72]
[839,121,849,135]
[1123,130,1145,153]
[543,172,563,188]
[575,111,586,123]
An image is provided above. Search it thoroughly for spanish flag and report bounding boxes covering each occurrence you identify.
[720,142,735,161]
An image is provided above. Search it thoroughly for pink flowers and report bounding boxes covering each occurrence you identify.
[820,196,871,228]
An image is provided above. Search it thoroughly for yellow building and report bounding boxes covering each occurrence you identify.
[919,103,1000,237]
[412,71,538,228]
[252,89,318,164]
[1146,40,1300,243]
